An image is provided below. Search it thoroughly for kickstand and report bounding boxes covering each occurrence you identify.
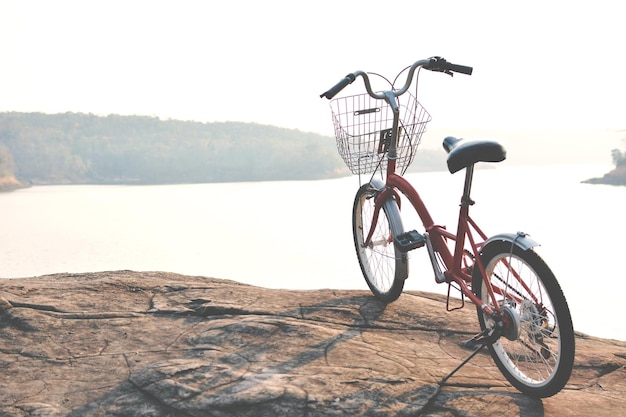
[440,328,498,386]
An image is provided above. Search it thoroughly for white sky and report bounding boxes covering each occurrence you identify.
[1,0,624,149]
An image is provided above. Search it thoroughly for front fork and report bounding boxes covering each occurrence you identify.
[363,185,402,247]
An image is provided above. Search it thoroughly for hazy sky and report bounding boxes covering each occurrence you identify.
[1,0,624,145]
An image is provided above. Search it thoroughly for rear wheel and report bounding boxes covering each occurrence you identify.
[472,241,575,397]
[352,182,407,303]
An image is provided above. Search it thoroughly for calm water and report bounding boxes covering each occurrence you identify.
[1,164,624,341]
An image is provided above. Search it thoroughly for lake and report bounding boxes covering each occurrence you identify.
[1,164,624,341]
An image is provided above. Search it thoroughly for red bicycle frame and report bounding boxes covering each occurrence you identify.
[320,57,574,398]
[370,161,503,318]
[322,59,539,321]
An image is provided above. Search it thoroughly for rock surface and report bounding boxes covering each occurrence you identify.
[1,270,624,416]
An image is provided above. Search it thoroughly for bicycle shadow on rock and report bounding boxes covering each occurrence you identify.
[67,294,545,417]
[426,389,544,417]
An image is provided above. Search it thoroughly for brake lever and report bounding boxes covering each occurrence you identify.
[425,56,453,76]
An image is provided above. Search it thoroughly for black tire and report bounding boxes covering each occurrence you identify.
[352,182,408,303]
[472,241,575,397]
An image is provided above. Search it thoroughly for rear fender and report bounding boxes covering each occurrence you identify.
[482,232,539,252]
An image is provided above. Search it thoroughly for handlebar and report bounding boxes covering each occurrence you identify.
[320,56,472,100]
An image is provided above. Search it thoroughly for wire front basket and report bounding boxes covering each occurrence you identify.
[329,92,431,174]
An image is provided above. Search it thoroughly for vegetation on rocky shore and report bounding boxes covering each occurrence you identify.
[0,175,28,192]
[583,144,626,186]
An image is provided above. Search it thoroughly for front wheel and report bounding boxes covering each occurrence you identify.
[472,241,575,398]
[352,182,408,303]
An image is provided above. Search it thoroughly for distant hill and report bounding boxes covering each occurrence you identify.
[0,112,348,186]
[0,112,446,189]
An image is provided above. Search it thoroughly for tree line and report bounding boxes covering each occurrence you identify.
[0,112,449,189]
[0,112,351,185]
[612,148,626,168]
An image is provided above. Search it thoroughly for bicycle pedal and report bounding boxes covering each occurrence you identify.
[394,230,426,252]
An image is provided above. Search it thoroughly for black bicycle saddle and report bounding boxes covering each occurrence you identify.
[443,136,506,174]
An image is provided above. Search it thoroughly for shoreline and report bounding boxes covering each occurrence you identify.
[0,176,30,192]
[582,165,626,186]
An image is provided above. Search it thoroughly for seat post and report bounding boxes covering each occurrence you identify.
[461,164,476,207]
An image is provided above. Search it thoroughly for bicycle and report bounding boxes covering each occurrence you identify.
[320,56,575,398]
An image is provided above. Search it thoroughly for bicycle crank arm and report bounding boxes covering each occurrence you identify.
[368,238,391,248]
[424,233,446,283]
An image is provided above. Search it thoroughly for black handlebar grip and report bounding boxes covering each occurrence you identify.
[320,73,356,99]
[448,63,473,75]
